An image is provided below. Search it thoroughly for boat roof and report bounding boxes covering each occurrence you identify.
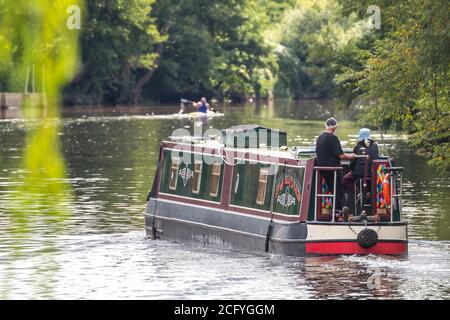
[165,139,311,161]
[165,135,356,159]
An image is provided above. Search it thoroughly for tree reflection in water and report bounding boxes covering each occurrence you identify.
[8,120,74,236]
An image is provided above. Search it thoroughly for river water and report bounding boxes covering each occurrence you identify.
[0,101,449,299]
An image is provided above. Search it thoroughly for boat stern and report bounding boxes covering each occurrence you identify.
[305,222,408,255]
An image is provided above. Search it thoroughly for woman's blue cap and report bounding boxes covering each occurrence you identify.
[358,128,371,141]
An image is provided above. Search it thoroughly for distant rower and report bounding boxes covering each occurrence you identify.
[192,97,209,113]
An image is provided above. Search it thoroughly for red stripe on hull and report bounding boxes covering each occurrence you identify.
[306,241,408,255]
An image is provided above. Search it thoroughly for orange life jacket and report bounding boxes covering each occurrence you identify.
[382,174,391,206]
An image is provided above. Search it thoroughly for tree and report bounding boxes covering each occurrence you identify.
[64,0,164,105]
[273,0,364,99]
[337,0,450,170]
[145,0,272,102]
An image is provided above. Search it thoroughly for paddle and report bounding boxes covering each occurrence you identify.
[179,98,193,114]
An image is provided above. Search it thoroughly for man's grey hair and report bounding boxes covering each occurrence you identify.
[325,117,338,130]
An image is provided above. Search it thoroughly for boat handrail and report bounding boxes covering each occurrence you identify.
[313,167,343,222]
[354,155,369,158]
[313,166,343,171]
[389,168,403,222]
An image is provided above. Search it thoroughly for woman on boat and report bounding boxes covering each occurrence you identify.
[342,128,379,215]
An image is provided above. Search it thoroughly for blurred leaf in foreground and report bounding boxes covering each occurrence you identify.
[0,0,84,236]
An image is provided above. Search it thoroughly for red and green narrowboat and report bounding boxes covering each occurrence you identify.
[144,125,408,255]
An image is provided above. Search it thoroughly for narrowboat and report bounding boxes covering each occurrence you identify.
[144,125,408,256]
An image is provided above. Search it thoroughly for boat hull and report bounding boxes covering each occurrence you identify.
[145,198,408,256]
[145,197,309,256]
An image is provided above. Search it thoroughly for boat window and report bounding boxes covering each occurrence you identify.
[192,161,203,194]
[169,158,180,190]
[210,163,221,197]
[256,168,269,205]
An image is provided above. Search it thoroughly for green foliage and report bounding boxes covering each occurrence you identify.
[60,0,276,103]
[339,0,450,170]
[257,0,296,22]
[146,0,271,102]
[0,0,82,109]
[64,0,164,105]
[2,0,446,170]
[0,0,83,238]
[273,0,364,99]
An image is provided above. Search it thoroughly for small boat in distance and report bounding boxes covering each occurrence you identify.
[180,110,223,118]
[144,125,408,256]
[177,98,223,119]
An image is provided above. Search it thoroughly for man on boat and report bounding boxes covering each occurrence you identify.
[342,128,379,214]
[315,117,355,215]
[192,97,209,114]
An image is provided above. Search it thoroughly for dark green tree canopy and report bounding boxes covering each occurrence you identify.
[1,0,448,169]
